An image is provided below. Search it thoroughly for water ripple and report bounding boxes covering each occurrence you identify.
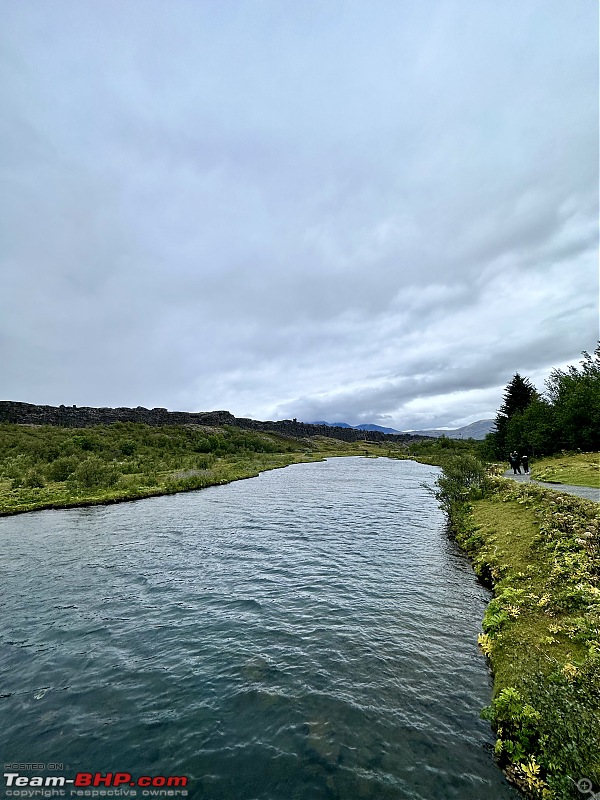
[0,457,520,799]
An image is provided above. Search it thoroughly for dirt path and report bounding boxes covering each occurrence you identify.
[503,470,599,502]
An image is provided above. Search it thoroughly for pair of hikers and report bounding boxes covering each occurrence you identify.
[509,451,529,474]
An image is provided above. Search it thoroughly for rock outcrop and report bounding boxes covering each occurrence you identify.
[0,401,431,444]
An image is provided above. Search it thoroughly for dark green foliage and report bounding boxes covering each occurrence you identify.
[519,396,558,455]
[499,373,537,418]
[523,658,600,795]
[195,454,215,470]
[493,373,537,456]
[405,436,479,468]
[482,662,600,799]
[69,457,120,489]
[46,455,79,481]
[24,469,45,488]
[486,345,600,459]
[481,687,542,765]
[481,601,510,635]
[546,345,600,452]
[434,453,489,528]
[0,421,309,504]
[72,434,101,452]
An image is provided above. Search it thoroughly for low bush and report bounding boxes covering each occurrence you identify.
[434,454,490,532]
[68,457,120,490]
[45,455,78,481]
[23,469,45,488]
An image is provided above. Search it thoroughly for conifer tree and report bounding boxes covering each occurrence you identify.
[492,373,536,457]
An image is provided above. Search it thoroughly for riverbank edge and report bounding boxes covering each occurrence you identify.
[0,452,333,517]
[444,474,600,799]
[0,450,420,518]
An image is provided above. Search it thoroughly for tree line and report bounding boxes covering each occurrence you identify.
[484,344,600,459]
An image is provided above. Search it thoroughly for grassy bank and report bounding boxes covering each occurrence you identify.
[439,459,600,799]
[530,452,599,489]
[0,422,410,516]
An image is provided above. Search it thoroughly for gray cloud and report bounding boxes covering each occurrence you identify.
[0,0,597,430]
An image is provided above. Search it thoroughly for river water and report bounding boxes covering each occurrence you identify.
[0,457,520,800]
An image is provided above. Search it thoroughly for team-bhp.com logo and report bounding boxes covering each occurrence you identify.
[4,772,187,794]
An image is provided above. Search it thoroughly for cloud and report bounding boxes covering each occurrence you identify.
[0,0,597,429]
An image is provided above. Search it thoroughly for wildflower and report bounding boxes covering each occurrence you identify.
[548,624,562,634]
[537,594,550,607]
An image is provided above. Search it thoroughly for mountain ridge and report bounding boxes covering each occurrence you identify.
[309,419,494,440]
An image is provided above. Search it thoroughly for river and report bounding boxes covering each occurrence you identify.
[0,457,520,799]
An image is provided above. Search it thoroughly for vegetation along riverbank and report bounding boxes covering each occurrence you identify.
[0,411,484,517]
[437,453,600,799]
[0,421,420,516]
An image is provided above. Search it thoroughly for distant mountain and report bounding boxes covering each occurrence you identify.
[405,420,495,440]
[355,423,402,435]
[311,421,354,428]
[311,420,400,432]
[464,419,495,439]
[308,419,495,440]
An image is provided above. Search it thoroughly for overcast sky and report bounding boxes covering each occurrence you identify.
[1,1,597,430]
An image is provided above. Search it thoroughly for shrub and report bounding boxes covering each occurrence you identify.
[120,441,136,456]
[23,469,45,488]
[523,657,600,796]
[481,686,541,765]
[195,454,215,470]
[484,661,600,799]
[72,434,100,452]
[4,454,33,480]
[435,453,489,514]
[68,457,120,489]
[46,456,78,482]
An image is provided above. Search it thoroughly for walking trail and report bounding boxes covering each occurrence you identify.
[503,470,599,503]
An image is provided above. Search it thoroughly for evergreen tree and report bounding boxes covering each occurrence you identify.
[492,373,536,457]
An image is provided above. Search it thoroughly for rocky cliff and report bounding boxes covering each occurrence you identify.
[0,401,431,444]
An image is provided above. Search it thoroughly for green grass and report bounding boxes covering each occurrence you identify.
[531,452,600,488]
[453,475,600,798]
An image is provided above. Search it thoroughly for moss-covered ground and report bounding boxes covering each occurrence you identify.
[454,475,600,799]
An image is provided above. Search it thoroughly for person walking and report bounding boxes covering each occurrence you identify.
[521,454,529,474]
[509,451,521,475]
